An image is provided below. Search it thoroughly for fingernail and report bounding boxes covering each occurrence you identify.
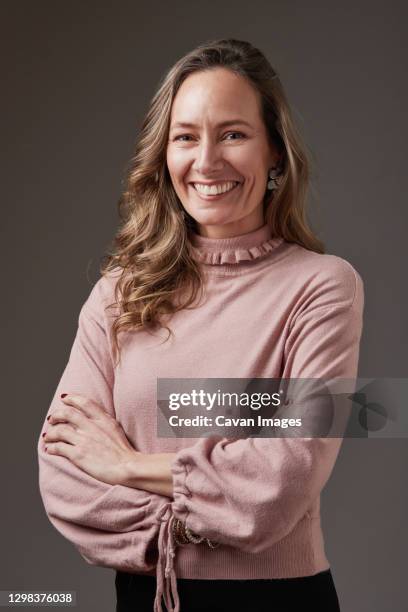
[61,393,67,398]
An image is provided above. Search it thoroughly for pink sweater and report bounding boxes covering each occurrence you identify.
[37,223,364,611]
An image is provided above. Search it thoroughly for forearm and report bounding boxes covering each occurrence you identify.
[122,450,177,498]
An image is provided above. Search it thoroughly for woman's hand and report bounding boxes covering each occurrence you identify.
[42,393,140,487]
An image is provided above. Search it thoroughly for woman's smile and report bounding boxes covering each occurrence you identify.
[189,180,242,201]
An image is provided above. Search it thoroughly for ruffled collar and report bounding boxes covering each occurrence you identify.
[189,223,283,266]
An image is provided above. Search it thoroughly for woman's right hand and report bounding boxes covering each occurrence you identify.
[42,392,141,487]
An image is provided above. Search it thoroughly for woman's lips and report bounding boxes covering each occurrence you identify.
[189,182,241,201]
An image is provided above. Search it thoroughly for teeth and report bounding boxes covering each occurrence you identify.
[194,181,238,195]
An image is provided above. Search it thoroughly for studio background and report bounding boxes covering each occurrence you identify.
[1,1,406,611]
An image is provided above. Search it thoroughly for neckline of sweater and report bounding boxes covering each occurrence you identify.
[189,222,284,270]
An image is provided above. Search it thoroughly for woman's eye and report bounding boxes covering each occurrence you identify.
[224,131,245,140]
[174,134,193,142]
[173,131,245,142]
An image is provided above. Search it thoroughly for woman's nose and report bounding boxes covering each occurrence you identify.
[193,140,224,174]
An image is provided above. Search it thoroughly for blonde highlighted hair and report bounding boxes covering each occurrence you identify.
[99,38,324,366]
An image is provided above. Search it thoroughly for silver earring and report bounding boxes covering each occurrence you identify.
[267,166,283,190]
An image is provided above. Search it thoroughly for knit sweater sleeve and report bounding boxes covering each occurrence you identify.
[170,259,364,554]
[37,274,168,572]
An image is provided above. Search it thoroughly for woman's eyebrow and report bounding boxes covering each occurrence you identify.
[170,119,253,130]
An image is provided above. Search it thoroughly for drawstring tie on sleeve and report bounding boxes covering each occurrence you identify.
[154,502,180,612]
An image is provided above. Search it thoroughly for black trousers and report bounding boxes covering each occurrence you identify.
[115,569,341,612]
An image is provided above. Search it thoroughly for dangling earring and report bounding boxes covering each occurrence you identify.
[267,165,283,191]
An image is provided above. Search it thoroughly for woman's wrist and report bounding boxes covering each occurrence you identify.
[121,450,176,498]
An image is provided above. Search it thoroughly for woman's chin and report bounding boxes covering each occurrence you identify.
[187,207,239,227]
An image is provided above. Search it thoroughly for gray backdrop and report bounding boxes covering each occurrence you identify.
[1,1,406,611]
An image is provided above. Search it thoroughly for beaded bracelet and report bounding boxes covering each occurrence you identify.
[205,537,220,549]
[172,518,220,549]
[184,525,204,544]
[173,518,191,546]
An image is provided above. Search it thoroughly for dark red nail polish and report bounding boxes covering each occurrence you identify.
[61,393,67,398]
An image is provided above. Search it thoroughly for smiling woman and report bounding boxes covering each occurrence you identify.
[37,38,364,612]
[166,68,281,237]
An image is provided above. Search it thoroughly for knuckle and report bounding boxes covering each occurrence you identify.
[53,423,62,434]
[61,407,70,417]
[87,400,98,413]
[49,423,68,438]
[59,406,75,421]
[74,446,84,460]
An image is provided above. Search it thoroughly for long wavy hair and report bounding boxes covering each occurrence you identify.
[100,38,324,366]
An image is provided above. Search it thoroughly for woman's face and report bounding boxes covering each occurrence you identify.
[166,67,280,238]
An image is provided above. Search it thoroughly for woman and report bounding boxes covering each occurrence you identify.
[38,39,364,612]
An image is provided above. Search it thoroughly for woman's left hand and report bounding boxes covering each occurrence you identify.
[42,393,140,486]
